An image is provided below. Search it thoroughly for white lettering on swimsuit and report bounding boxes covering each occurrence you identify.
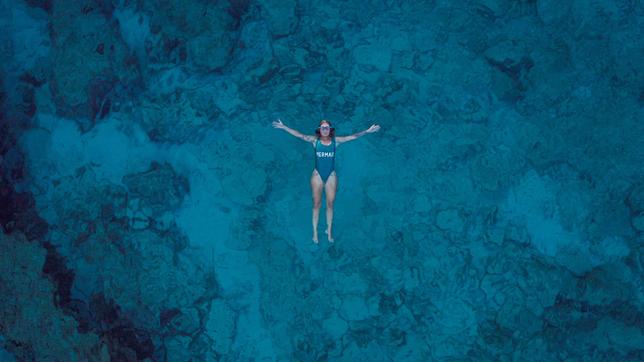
[316,152,334,157]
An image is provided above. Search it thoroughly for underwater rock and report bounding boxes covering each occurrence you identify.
[536,0,572,26]
[553,170,594,232]
[153,210,175,232]
[2,147,26,183]
[354,44,392,72]
[541,293,644,359]
[435,208,464,233]
[159,308,181,329]
[546,209,631,274]
[129,211,150,230]
[481,274,521,311]
[14,84,37,118]
[261,0,298,37]
[0,231,108,361]
[24,0,53,13]
[626,183,644,214]
[220,165,268,206]
[0,337,16,362]
[187,28,235,71]
[484,226,504,245]
[470,145,525,192]
[322,312,348,340]
[570,264,638,307]
[632,213,644,232]
[377,292,404,317]
[1,153,157,359]
[608,18,642,87]
[163,308,206,361]
[42,241,76,308]
[49,1,138,129]
[474,0,511,18]
[379,265,404,293]
[227,0,251,24]
[339,295,370,321]
[164,307,200,336]
[57,222,209,358]
[364,294,387,322]
[88,76,116,122]
[497,169,631,274]
[587,236,630,266]
[521,260,569,315]
[0,120,15,156]
[592,317,644,355]
[112,231,201,311]
[570,0,625,37]
[0,175,49,241]
[235,20,278,83]
[138,91,212,143]
[193,78,243,117]
[227,210,263,250]
[335,272,369,295]
[476,318,515,356]
[341,339,387,361]
[392,333,429,360]
[144,0,235,72]
[422,55,492,125]
[497,297,541,337]
[483,40,533,101]
[436,297,476,335]
[122,161,189,217]
[514,337,555,361]
[104,325,155,361]
[48,176,129,248]
[403,265,421,291]
[391,304,417,333]
[2,0,51,103]
[163,335,194,361]
[206,299,236,354]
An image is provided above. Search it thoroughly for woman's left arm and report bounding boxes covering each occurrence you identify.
[336,124,380,145]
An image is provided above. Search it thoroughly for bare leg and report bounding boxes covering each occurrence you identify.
[325,207,334,243]
[324,171,337,243]
[312,204,321,243]
[311,170,323,244]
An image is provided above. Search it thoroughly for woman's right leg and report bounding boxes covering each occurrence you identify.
[311,170,324,244]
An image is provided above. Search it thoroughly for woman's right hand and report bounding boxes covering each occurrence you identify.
[272,118,286,129]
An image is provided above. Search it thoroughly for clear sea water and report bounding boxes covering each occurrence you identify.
[0,0,642,360]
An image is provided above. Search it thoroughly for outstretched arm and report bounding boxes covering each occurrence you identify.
[272,119,316,142]
[336,124,380,145]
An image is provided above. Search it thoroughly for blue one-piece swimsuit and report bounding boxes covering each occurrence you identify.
[315,137,335,184]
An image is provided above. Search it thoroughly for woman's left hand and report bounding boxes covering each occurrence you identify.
[366,124,381,133]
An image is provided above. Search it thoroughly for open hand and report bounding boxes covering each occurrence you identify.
[366,124,381,133]
[272,118,285,129]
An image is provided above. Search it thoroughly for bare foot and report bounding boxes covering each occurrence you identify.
[312,232,319,244]
[325,228,334,243]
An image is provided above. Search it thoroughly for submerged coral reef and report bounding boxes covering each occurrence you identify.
[0,0,642,360]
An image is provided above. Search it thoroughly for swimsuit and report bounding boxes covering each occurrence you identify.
[314,137,336,184]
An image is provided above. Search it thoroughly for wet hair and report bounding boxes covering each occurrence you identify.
[315,120,335,138]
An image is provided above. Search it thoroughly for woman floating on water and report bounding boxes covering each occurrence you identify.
[273,118,381,244]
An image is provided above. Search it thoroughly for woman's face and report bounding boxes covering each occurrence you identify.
[319,122,331,136]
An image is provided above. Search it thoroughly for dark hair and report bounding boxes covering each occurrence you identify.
[315,120,335,138]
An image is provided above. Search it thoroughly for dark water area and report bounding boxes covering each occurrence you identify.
[0,0,642,360]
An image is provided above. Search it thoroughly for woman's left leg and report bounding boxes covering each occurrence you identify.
[324,171,337,242]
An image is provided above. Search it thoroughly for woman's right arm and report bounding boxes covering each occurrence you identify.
[273,119,316,142]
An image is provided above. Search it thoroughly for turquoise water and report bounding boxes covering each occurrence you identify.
[1,0,643,360]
